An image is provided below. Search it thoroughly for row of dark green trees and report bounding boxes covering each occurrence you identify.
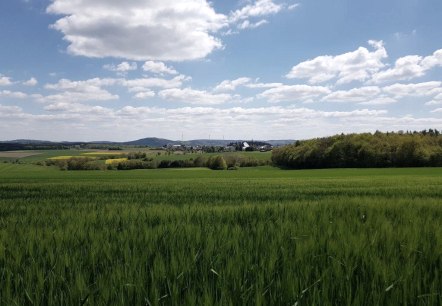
[45,154,270,171]
[272,130,442,169]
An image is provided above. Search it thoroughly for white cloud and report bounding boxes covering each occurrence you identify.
[425,93,442,106]
[38,75,188,104]
[230,0,283,23]
[42,78,119,103]
[421,49,442,70]
[0,104,23,115]
[134,91,156,99]
[23,77,38,86]
[158,88,233,105]
[258,84,331,103]
[358,97,397,106]
[286,40,387,85]
[371,49,442,83]
[237,19,268,30]
[430,108,442,113]
[288,3,300,10]
[322,86,381,103]
[0,90,28,99]
[8,101,442,141]
[245,82,283,89]
[382,81,442,98]
[142,61,178,75]
[103,62,138,73]
[214,77,251,91]
[43,102,113,116]
[0,74,13,86]
[228,0,290,31]
[320,86,401,105]
[47,0,227,61]
[371,55,425,83]
[122,75,189,92]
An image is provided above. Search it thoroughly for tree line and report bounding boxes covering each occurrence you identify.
[45,154,270,171]
[272,130,442,169]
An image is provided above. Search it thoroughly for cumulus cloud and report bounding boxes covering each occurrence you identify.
[42,78,119,103]
[371,49,442,83]
[214,77,251,91]
[258,84,331,103]
[142,61,178,75]
[103,62,138,73]
[46,0,295,61]
[158,88,233,105]
[0,104,24,116]
[230,0,283,23]
[43,102,113,117]
[245,82,284,89]
[23,77,38,86]
[0,74,13,86]
[358,97,398,106]
[382,81,442,98]
[7,98,442,141]
[0,90,28,99]
[134,91,156,99]
[47,0,227,61]
[430,108,442,113]
[228,0,294,31]
[122,75,189,92]
[1,101,395,140]
[286,40,387,85]
[322,86,381,103]
[425,93,442,106]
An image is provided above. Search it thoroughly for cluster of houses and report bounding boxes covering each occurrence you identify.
[165,141,273,153]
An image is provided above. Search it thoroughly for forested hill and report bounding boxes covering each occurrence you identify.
[272,130,442,169]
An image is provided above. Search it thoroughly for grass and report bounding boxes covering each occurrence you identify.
[19,150,93,163]
[0,163,441,305]
[150,151,272,162]
[48,155,88,160]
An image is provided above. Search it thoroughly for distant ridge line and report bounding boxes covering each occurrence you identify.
[1,137,296,147]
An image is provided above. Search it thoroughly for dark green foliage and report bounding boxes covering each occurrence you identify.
[193,156,207,167]
[127,152,147,160]
[157,159,195,168]
[272,130,442,169]
[117,159,157,170]
[207,155,227,170]
[46,157,105,170]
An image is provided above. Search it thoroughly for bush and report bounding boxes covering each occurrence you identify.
[66,158,105,170]
[117,160,156,170]
[46,158,105,171]
[207,156,227,170]
[193,156,207,167]
[127,152,147,160]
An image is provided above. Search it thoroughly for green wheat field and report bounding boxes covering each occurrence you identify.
[1,161,441,305]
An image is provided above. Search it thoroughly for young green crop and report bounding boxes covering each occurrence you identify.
[0,164,441,305]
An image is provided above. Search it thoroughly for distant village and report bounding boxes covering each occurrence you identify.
[165,141,273,153]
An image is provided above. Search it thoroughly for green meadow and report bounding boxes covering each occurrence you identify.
[0,161,441,305]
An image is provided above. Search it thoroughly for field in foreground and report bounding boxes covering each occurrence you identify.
[0,164,441,305]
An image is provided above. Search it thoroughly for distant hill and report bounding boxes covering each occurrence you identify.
[123,137,177,147]
[0,137,295,150]
[123,138,295,147]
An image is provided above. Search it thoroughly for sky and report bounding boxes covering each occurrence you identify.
[0,0,441,141]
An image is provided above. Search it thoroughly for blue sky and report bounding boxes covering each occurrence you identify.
[0,0,441,141]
